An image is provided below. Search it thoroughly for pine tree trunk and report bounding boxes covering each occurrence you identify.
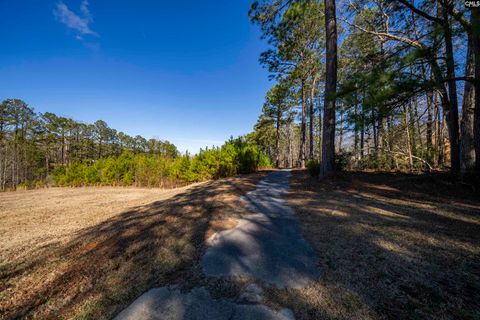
[404,105,414,171]
[310,77,318,160]
[413,95,422,150]
[426,90,434,164]
[472,7,480,177]
[287,122,293,168]
[309,95,314,160]
[372,109,378,155]
[442,2,460,175]
[360,112,365,160]
[300,80,306,168]
[461,34,475,174]
[276,110,281,168]
[354,104,359,161]
[431,61,459,174]
[320,0,337,178]
[409,103,417,155]
[338,110,344,153]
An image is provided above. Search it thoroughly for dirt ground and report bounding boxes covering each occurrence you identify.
[269,171,480,320]
[0,173,266,320]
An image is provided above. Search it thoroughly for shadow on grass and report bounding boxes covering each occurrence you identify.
[269,171,480,320]
[0,173,262,320]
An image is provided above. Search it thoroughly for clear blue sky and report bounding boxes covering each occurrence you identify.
[0,0,271,153]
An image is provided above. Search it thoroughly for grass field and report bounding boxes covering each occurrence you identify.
[0,173,265,319]
[268,171,480,320]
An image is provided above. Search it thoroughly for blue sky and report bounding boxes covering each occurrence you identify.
[0,0,271,153]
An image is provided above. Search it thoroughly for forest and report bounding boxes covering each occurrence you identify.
[248,0,479,179]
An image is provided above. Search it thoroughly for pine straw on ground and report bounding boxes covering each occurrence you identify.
[0,173,265,320]
[265,171,480,320]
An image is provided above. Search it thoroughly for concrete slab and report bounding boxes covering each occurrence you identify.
[202,170,320,288]
[114,286,294,320]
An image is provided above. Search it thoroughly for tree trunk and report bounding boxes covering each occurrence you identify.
[387,116,395,169]
[372,109,378,154]
[276,110,281,168]
[318,101,322,161]
[287,122,293,168]
[431,61,459,174]
[409,103,417,155]
[300,80,306,168]
[309,93,314,160]
[472,7,480,176]
[461,34,475,174]
[413,95,422,150]
[404,105,414,171]
[441,2,460,175]
[360,112,365,160]
[354,104,359,160]
[320,0,337,178]
[310,76,318,160]
[338,109,344,153]
[426,90,434,164]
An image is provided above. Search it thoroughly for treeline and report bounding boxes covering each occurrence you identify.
[53,141,270,188]
[0,99,270,190]
[249,0,479,178]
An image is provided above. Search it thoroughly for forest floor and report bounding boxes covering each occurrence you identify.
[1,170,479,320]
[277,170,480,319]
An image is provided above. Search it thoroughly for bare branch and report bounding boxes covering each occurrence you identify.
[341,18,426,49]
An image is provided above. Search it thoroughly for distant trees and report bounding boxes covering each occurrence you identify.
[0,99,271,190]
[261,82,294,167]
[0,99,178,190]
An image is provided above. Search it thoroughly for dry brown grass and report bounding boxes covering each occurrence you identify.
[266,171,480,320]
[0,173,265,320]
[0,186,201,263]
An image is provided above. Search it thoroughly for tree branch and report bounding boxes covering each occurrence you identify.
[397,0,444,25]
[437,0,472,32]
[341,18,426,49]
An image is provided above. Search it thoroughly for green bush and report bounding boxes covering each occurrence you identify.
[335,152,351,172]
[307,160,320,177]
[51,138,270,188]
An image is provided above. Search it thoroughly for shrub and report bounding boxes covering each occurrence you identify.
[335,152,351,172]
[50,138,269,188]
[307,160,320,177]
[257,152,272,169]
